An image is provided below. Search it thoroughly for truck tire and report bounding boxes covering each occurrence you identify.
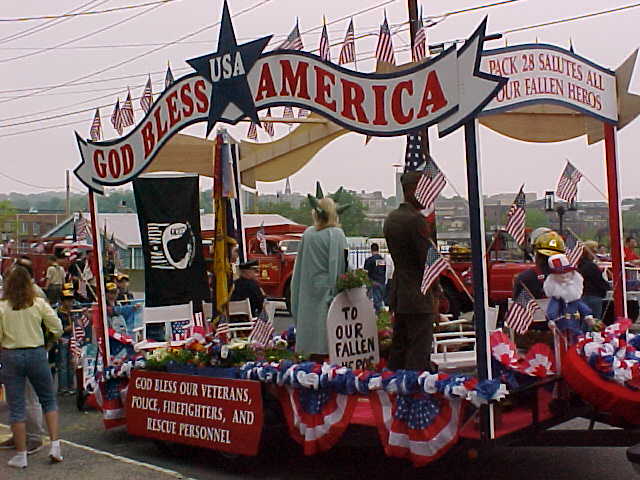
[284,282,291,315]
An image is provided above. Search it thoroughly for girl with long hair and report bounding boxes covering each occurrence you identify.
[0,266,63,468]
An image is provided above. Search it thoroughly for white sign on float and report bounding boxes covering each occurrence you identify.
[481,45,618,123]
[327,288,379,369]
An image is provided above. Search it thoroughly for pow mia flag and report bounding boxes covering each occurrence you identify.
[133,175,209,307]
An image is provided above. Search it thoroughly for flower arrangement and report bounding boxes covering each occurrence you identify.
[336,269,371,292]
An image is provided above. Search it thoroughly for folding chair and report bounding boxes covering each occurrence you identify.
[133,302,193,350]
[227,299,255,338]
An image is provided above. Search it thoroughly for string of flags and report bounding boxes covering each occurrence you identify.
[88,12,444,142]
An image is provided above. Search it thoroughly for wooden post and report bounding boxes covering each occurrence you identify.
[88,191,110,365]
[604,123,627,318]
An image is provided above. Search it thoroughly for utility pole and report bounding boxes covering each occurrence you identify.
[65,170,70,216]
[407,0,430,155]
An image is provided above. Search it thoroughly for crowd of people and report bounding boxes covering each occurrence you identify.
[0,252,136,469]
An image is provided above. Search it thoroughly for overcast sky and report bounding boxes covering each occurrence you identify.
[1,0,639,202]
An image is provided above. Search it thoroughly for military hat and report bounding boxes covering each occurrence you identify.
[239,260,259,270]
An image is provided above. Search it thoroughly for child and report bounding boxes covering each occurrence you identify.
[55,289,77,395]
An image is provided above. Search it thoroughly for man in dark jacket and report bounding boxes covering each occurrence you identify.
[230,260,265,318]
[363,243,386,314]
[513,231,565,299]
[579,240,609,319]
[384,169,438,371]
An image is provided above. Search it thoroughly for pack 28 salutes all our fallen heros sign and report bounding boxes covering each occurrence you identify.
[74,1,506,193]
[127,370,263,455]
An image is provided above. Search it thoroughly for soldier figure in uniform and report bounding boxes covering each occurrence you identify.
[384,151,440,372]
[230,260,265,318]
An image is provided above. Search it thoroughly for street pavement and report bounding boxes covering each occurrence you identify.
[1,393,638,480]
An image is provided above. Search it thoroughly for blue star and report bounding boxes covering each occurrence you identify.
[186,0,272,136]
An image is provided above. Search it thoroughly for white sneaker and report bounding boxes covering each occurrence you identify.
[49,443,63,463]
[8,452,27,468]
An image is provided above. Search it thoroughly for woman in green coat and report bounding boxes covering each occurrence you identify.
[291,197,348,356]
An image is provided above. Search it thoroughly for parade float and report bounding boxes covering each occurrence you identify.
[70,0,640,469]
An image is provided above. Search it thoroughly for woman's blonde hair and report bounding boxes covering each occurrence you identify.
[2,266,36,310]
[312,197,340,230]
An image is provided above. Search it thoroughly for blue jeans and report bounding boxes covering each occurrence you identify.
[56,339,74,391]
[369,282,385,313]
[583,296,604,320]
[0,347,58,424]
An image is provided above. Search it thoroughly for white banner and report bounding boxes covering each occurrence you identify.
[481,45,617,123]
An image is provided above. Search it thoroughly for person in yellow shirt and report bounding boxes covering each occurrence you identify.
[0,266,64,469]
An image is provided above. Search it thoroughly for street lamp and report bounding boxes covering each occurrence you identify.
[545,190,577,236]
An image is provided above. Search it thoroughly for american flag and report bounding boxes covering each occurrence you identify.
[192,311,205,330]
[120,91,135,128]
[71,322,84,360]
[505,187,526,246]
[339,19,355,65]
[298,107,310,117]
[111,99,123,136]
[412,11,427,61]
[556,161,583,203]
[421,245,448,294]
[171,320,191,341]
[283,105,294,119]
[319,22,331,62]
[375,16,395,65]
[257,222,267,255]
[140,76,153,114]
[264,108,275,137]
[279,20,304,50]
[505,288,540,334]
[249,307,274,347]
[89,108,102,141]
[565,230,585,267]
[416,156,446,210]
[165,62,175,89]
[215,316,230,342]
[74,213,89,243]
[247,121,258,140]
[404,131,426,171]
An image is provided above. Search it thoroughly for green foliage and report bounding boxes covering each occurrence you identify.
[329,188,366,236]
[525,209,548,229]
[336,268,371,292]
[0,200,17,233]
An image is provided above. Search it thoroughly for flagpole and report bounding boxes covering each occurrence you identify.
[87,190,111,366]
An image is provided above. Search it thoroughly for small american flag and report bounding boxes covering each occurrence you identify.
[339,18,355,65]
[298,107,310,117]
[416,156,446,210]
[556,161,583,203]
[249,307,274,347]
[120,91,135,128]
[279,20,304,50]
[505,289,540,334]
[71,323,84,360]
[192,311,204,328]
[319,22,331,62]
[404,131,426,171]
[257,222,267,255]
[74,213,88,243]
[215,316,230,342]
[89,108,102,141]
[140,76,153,114]
[505,187,526,246]
[421,245,448,294]
[283,105,294,119]
[171,320,191,341]
[375,16,395,66]
[264,108,274,137]
[165,62,175,89]
[111,99,123,136]
[565,230,585,267]
[247,121,258,140]
[412,11,427,61]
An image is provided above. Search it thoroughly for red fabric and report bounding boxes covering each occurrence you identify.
[563,347,640,425]
[275,386,357,455]
[625,247,639,262]
[368,392,462,468]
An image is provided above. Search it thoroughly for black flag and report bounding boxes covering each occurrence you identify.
[133,175,209,307]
